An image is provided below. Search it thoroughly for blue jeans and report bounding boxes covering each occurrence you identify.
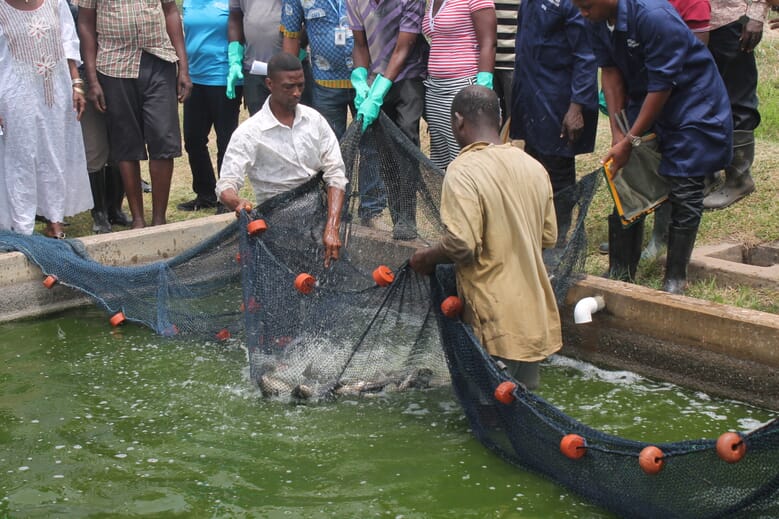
[312,83,353,140]
[312,82,387,219]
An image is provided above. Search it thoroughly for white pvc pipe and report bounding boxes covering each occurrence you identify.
[573,296,606,324]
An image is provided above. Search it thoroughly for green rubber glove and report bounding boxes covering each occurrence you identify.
[598,90,609,116]
[298,48,308,62]
[475,71,493,90]
[357,74,392,131]
[350,67,370,111]
[226,41,244,100]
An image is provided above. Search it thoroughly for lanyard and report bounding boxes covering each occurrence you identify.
[322,0,343,21]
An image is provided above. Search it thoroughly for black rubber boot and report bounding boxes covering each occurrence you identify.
[88,169,111,234]
[105,163,132,227]
[553,188,575,248]
[703,130,755,210]
[662,226,698,294]
[607,214,644,282]
[642,202,670,260]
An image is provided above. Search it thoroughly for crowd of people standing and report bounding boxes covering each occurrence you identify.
[0,0,772,298]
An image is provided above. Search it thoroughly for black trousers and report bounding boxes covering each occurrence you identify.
[708,21,761,131]
[183,83,242,201]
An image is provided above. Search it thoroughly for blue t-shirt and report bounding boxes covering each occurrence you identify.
[183,0,238,86]
[282,0,354,88]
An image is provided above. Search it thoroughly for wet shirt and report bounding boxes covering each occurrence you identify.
[346,0,428,81]
[282,0,354,88]
[216,100,348,205]
[587,0,732,176]
[229,0,282,69]
[183,0,233,86]
[77,0,178,78]
[440,142,562,363]
[509,0,598,157]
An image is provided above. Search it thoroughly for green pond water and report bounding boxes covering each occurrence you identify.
[1,307,775,518]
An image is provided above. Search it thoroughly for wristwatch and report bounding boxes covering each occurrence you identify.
[627,132,642,148]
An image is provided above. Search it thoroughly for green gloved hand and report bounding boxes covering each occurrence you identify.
[357,74,392,131]
[226,41,244,100]
[350,67,370,111]
[475,71,493,90]
[298,48,308,62]
[598,90,609,116]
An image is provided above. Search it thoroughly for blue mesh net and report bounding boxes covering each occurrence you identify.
[0,115,776,517]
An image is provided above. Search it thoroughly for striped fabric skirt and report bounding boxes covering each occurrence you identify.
[424,75,476,170]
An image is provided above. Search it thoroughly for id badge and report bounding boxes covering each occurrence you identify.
[334,28,346,46]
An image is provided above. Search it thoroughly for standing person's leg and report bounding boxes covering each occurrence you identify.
[99,70,150,228]
[423,76,467,169]
[663,175,706,294]
[311,83,352,140]
[524,144,576,244]
[180,83,218,210]
[704,22,759,209]
[213,85,243,173]
[493,68,513,128]
[140,53,182,226]
[243,73,271,116]
[383,78,425,240]
[79,87,112,233]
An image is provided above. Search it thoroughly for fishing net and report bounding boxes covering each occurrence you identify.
[1,113,776,517]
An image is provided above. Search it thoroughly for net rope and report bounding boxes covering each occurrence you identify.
[0,114,776,517]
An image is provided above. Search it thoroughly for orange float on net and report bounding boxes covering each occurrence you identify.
[494,381,517,405]
[441,295,463,319]
[639,446,665,475]
[240,297,260,313]
[716,432,746,463]
[42,274,58,289]
[235,252,241,263]
[560,434,587,460]
[294,273,316,294]
[215,328,231,341]
[109,311,126,327]
[162,324,179,337]
[372,265,394,287]
[247,219,268,236]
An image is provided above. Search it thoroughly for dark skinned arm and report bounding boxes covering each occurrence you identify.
[228,9,245,43]
[77,7,105,112]
[409,243,453,276]
[602,89,671,171]
[472,7,496,73]
[162,0,192,102]
[382,31,419,81]
[323,187,345,268]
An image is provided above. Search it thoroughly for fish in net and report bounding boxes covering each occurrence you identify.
[2,114,775,518]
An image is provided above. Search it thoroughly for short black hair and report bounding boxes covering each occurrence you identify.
[267,52,303,78]
[451,85,501,131]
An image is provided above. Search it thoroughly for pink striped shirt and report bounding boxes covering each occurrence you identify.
[423,0,495,79]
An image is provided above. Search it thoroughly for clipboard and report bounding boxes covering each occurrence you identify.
[603,111,670,227]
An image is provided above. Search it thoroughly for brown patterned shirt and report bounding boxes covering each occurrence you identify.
[76,0,178,78]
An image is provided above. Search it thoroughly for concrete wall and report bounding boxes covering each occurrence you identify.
[2,215,777,410]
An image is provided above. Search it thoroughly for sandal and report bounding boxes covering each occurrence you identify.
[44,223,67,239]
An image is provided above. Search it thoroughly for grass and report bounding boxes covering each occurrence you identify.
[38,38,779,315]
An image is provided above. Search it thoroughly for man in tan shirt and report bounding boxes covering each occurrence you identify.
[410,85,561,390]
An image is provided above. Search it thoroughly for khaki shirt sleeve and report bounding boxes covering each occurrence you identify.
[542,178,557,249]
[440,168,482,266]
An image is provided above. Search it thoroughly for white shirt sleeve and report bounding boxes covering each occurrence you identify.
[59,0,81,65]
[317,116,348,193]
[215,127,253,200]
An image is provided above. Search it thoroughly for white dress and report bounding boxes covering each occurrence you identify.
[0,0,91,234]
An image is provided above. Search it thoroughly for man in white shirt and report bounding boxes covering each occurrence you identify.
[217,52,349,267]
